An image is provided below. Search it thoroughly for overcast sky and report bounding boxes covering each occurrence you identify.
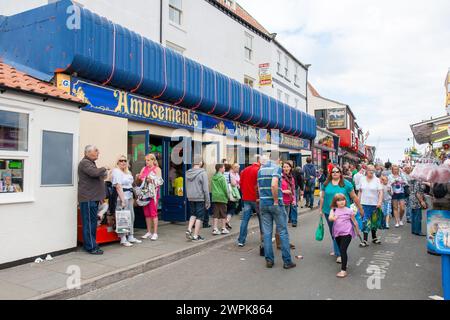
[239,0,450,163]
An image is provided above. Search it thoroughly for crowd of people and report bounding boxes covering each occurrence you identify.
[77,144,436,278]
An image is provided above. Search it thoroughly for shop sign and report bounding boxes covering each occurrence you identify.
[70,78,310,150]
[259,63,272,86]
[314,130,335,150]
[327,108,347,129]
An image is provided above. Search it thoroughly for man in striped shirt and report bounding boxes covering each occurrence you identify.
[257,154,296,270]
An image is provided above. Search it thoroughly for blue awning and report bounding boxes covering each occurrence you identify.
[0,0,316,140]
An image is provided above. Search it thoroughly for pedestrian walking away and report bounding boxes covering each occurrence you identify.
[303,157,317,209]
[211,164,230,235]
[237,158,264,255]
[258,154,296,270]
[112,155,142,247]
[78,145,108,255]
[319,165,364,263]
[357,165,383,247]
[328,194,361,278]
[402,165,413,223]
[138,154,163,241]
[292,165,305,209]
[185,160,211,242]
[409,178,428,236]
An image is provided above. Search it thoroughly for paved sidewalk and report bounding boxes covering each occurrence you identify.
[0,206,314,300]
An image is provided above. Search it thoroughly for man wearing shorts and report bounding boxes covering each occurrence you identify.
[186,160,211,242]
[211,164,230,235]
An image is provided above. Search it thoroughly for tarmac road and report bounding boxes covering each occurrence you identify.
[74,209,442,300]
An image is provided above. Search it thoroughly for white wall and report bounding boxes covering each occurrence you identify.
[0,91,80,264]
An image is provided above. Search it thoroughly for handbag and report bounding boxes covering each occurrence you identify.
[229,185,241,202]
[115,209,132,234]
[134,181,152,207]
[315,216,324,241]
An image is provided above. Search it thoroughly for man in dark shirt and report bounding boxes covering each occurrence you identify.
[78,145,108,255]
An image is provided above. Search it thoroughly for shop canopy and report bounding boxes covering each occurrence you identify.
[410,115,450,145]
[0,0,316,140]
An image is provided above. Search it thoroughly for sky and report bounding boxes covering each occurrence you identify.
[239,0,450,163]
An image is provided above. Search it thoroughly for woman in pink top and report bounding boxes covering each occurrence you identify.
[328,193,361,278]
[137,154,162,241]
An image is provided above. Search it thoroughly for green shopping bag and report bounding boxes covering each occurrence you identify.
[315,216,324,241]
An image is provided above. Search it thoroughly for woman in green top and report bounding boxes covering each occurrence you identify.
[319,166,364,263]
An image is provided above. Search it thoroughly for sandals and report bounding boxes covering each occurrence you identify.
[359,241,370,248]
[372,238,382,245]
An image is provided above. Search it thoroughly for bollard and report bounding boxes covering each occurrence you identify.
[442,255,450,300]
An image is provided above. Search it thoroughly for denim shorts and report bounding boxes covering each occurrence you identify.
[189,201,207,222]
[392,193,406,200]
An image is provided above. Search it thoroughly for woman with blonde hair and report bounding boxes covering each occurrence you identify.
[138,154,163,241]
[388,165,408,228]
[112,155,142,247]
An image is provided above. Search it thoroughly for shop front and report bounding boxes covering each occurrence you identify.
[68,77,312,224]
[312,128,339,172]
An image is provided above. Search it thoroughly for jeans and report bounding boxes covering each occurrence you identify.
[411,208,423,234]
[304,181,315,207]
[261,205,293,265]
[324,214,341,257]
[285,204,298,225]
[80,201,100,252]
[238,201,262,245]
[406,199,412,221]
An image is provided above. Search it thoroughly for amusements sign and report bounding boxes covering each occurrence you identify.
[327,108,347,129]
[68,77,311,151]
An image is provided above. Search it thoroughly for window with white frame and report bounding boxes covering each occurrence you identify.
[0,109,29,194]
[285,56,290,79]
[245,32,253,61]
[244,76,255,88]
[169,0,182,25]
[277,89,282,101]
[277,51,282,74]
[166,41,185,55]
[294,65,298,85]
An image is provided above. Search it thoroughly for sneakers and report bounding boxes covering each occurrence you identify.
[359,240,370,248]
[221,228,230,235]
[128,236,142,244]
[399,221,404,226]
[186,230,193,240]
[142,232,152,239]
[226,222,232,230]
[395,223,400,228]
[238,243,245,247]
[336,256,342,264]
[150,233,158,241]
[212,229,221,235]
[120,240,133,247]
[192,235,205,242]
[266,260,274,268]
[88,248,104,255]
[283,262,297,270]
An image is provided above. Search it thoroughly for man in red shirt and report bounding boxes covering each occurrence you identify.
[237,157,264,256]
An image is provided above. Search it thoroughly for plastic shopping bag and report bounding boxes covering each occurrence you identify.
[115,209,132,234]
[315,216,324,241]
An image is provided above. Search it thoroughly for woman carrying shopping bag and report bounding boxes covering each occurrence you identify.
[112,155,142,247]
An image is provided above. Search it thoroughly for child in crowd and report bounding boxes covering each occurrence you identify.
[211,164,230,235]
[328,193,360,278]
[381,176,392,229]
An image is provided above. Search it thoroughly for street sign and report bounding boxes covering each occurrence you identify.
[259,63,272,86]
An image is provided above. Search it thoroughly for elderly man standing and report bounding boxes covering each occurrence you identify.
[78,145,108,255]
